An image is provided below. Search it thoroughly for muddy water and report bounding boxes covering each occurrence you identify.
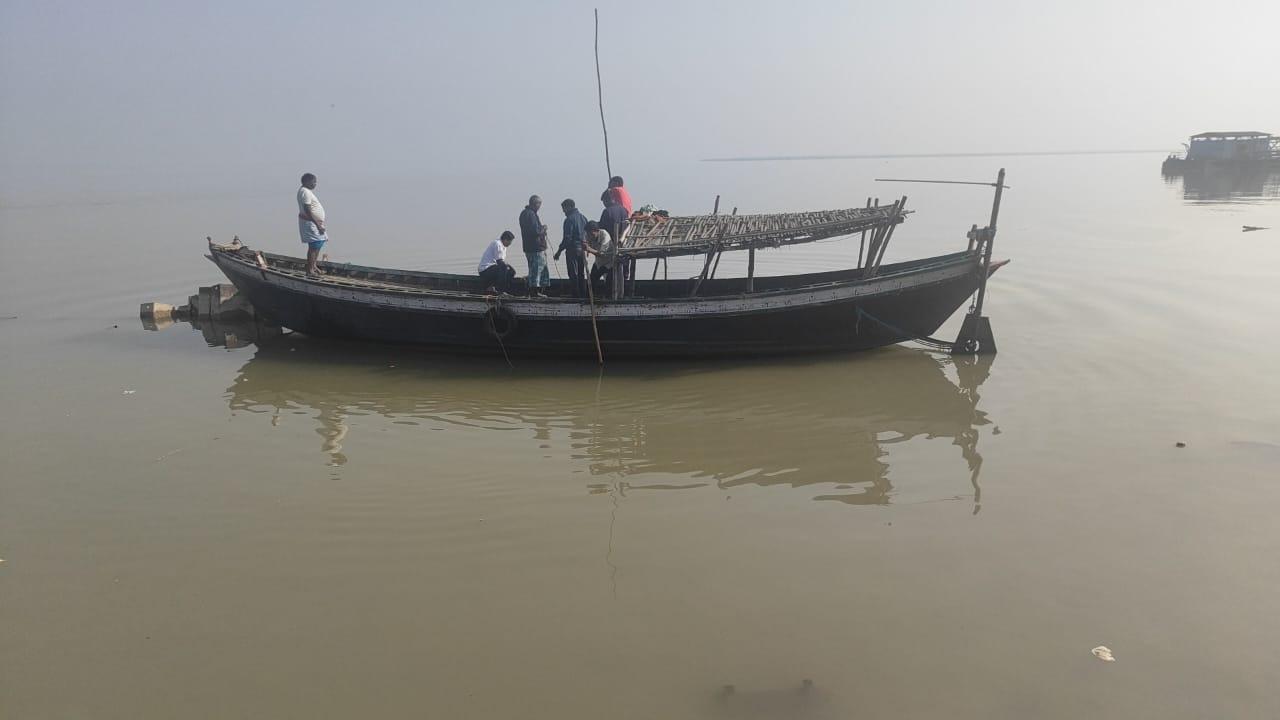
[2,155,1279,718]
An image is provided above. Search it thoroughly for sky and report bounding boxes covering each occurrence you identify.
[2,0,1278,202]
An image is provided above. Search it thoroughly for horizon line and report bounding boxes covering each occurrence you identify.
[703,149,1170,162]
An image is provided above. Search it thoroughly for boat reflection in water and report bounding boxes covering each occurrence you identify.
[209,319,995,509]
[186,315,283,348]
[1164,165,1280,203]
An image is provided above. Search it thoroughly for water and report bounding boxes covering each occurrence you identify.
[2,155,1279,718]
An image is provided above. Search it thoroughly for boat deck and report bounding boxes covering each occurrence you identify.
[211,244,978,302]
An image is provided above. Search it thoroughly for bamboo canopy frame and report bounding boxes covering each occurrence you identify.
[618,201,909,261]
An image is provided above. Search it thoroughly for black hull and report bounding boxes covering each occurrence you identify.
[211,249,986,358]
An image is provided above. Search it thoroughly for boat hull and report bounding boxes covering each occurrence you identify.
[211,249,985,357]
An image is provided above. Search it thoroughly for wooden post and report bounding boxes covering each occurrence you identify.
[953,168,1006,355]
[970,168,1005,318]
[690,246,717,296]
[713,195,720,215]
[858,197,870,269]
[872,196,907,270]
[747,247,756,292]
[864,198,906,277]
[708,204,734,280]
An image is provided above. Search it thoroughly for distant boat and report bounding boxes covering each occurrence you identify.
[1162,131,1280,174]
[206,174,1010,359]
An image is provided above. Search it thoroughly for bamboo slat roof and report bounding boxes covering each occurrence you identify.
[620,203,906,260]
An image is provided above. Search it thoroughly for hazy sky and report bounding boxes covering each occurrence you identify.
[3,0,1278,201]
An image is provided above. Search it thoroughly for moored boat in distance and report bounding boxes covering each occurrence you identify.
[1162,131,1280,174]
[207,172,1010,359]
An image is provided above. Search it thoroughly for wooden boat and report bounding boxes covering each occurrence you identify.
[207,173,1008,358]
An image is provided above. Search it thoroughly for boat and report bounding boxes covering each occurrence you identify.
[207,171,1009,358]
[1162,131,1280,174]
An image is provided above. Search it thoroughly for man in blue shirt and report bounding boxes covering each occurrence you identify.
[554,198,588,298]
[518,195,549,298]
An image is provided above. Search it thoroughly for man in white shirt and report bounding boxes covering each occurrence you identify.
[297,173,328,276]
[584,220,617,292]
[478,231,517,294]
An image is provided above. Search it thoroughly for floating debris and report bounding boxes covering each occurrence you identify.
[1242,226,1268,232]
[1091,646,1115,662]
[1175,442,1186,448]
[154,448,186,463]
[122,390,137,395]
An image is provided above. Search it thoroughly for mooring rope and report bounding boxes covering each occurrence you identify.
[855,306,955,351]
[484,295,514,369]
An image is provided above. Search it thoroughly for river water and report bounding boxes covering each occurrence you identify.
[2,155,1279,718]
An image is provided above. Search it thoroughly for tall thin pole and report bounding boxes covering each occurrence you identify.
[586,275,604,365]
[594,9,612,180]
[971,168,1005,317]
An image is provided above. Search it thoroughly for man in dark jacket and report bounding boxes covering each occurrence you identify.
[598,190,630,286]
[519,195,549,298]
[554,198,588,298]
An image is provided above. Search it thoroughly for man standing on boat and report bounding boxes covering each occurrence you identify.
[584,220,616,291]
[519,195,549,298]
[598,189,630,287]
[297,173,327,276]
[478,231,517,295]
[608,176,633,216]
[554,198,588,299]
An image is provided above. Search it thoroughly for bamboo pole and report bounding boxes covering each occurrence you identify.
[690,247,717,296]
[586,275,604,365]
[861,197,907,278]
[711,209,734,280]
[872,197,906,270]
[970,168,1005,318]
[858,197,870,269]
[594,9,611,180]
